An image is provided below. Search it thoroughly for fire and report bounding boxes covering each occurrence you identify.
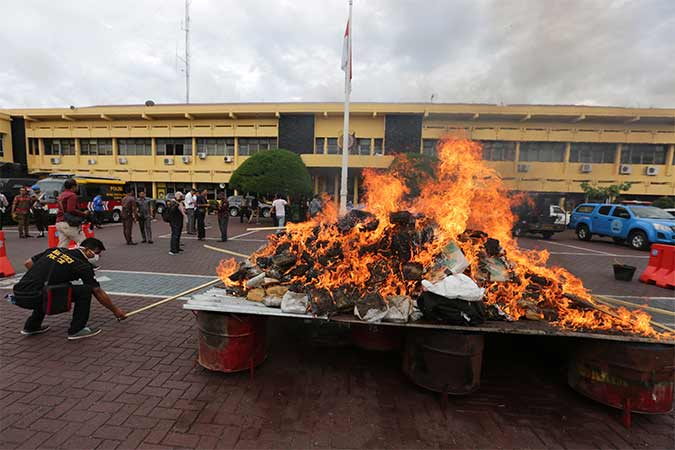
[216,258,240,287]
[223,138,664,338]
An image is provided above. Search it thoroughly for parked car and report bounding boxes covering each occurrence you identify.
[512,204,566,239]
[227,195,272,218]
[0,177,38,205]
[568,203,675,250]
[663,208,675,218]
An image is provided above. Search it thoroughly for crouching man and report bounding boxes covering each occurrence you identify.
[12,237,127,340]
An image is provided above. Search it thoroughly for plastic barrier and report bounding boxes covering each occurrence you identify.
[639,244,675,289]
[0,231,16,277]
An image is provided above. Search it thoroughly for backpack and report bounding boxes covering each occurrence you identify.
[162,202,176,222]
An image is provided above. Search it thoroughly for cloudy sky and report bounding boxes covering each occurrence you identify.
[2,0,674,108]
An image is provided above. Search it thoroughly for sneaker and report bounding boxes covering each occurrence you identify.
[169,251,178,255]
[21,325,50,336]
[67,327,102,340]
[147,240,154,244]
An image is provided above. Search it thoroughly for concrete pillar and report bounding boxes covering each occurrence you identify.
[353,175,359,204]
[152,182,157,198]
[74,138,81,157]
[563,142,571,176]
[666,144,674,177]
[151,138,157,157]
[334,175,339,206]
[615,143,623,175]
[314,175,319,194]
[112,138,118,158]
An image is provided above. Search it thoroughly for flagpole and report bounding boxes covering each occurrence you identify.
[339,0,353,217]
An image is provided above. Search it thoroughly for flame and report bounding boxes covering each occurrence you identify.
[218,138,665,338]
[216,258,240,287]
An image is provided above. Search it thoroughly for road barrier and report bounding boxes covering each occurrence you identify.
[0,231,16,277]
[639,244,675,289]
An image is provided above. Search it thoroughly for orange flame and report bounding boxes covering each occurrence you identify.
[221,138,664,338]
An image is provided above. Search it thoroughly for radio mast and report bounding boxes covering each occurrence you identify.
[184,0,191,103]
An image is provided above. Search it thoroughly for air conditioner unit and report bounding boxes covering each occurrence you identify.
[646,166,659,176]
[197,152,207,160]
[619,164,632,175]
[163,157,175,165]
[580,163,592,173]
[224,155,234,163]
[517,163,530,173]
[50,157,61,165]
[118,157,128,165]
[182,155,192,164]
[87,159,97,165]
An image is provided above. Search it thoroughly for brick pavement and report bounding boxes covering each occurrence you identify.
[0,220,673,449]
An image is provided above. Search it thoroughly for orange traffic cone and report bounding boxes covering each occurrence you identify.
[0,231,16,277]
[48,225,59,248]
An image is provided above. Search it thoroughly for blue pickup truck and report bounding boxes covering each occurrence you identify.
[568,203,675,250]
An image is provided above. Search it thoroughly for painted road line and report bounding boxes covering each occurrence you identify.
[595,295,675,301]
[541,241,616,256]
[230,230,261,240]
[548,251,649,258]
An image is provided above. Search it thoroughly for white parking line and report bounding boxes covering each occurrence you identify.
[229,230,261,240]
[548,251,649,258]
[542,241,616,256]
[100,269,214,278]
[595,295,675,301]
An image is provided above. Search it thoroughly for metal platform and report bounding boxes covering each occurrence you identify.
[183,288,675,345]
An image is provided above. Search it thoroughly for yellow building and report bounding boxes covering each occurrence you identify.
[1,102,674,202]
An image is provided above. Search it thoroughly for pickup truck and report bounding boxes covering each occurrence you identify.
[568,203,675,250]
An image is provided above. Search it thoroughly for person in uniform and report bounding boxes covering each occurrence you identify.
[217,192,229,242]
[11,186,33,238]
[30,185,48,238]
[136,190,154,244]
[195,189,209,241]
[11,237,126,340]
[168,192,187,255]
[121,188,139,245]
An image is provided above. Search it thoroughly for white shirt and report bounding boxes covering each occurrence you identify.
[272,199,287,217]
[184,192,195,210]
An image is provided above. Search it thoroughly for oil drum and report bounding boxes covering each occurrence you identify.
[350,323,403,351]
[568,340,675,414]
[402,330,484,394]
[196,311,268,373]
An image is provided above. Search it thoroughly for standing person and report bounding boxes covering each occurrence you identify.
[272,193,288,228]
[12,186,33,238]
[239,195,250,223]
[184,188,197,234]
[195,189,209,241]
[92,193,105,229]
[11,237,126,339]
[309,194,323,218]
[248,195,260,224]
[136,190,154,244]
[169,192,187,255]
[56,179,86,248]
[30,185,47,238]
[0,191,8,230]
[217,192,229,242]
[121,188,139,245]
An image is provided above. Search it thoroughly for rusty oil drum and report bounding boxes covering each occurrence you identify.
[350,324,403,351]
[568,340,675,413]
[196,311,268,373]
[402,330,484,394]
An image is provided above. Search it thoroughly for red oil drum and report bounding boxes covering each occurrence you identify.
[196,311,268,373]
[568,341,675,414]
[350,324,403,351]
[402,330,484,394]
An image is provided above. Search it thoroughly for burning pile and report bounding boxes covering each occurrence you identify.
[218,139,662,338]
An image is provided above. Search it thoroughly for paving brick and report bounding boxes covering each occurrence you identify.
[162,432,201,448]
[95,439,120,450]
[93,425,133,441]
[148,406,182,420]
[123,415,160,429]
[89,401,124,413]
[173,410,200,433]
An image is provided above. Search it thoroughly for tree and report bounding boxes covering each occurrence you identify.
[652,196,675,209]
[388,152,439,199]
[229,149,313,196]
[580,182,632,203]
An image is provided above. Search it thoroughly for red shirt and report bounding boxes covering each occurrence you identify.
[56,190,85,223]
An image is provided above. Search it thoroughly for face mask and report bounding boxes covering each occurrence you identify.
[87,253,100,265]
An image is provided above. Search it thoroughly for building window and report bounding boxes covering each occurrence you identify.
[422,139,438,156]
[570,143,616,164]
[482,141,516,161]
[157,138,191,156]
[118,138,152,156]
[28,138,39,155]
[44,138,75,156]
[621,144,667,164]
[196,138,234,156]
[519,142,565,162]
[0,134,4,157]
[373,138,383,155]
[353,138,371,155]
[315,138,325,154]
[326,138,339,154]
[238,137,277,156]
[80,138,113,156]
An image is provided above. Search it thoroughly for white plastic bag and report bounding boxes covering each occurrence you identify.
[281,291,309,314]
[421,273,485,302]
[384,295,412,323]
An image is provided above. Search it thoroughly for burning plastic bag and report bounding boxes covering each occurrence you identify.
[354,293,388,323]
[383,295,412,323]
[281,291,309,314]
[417,291,486,325]
[421,273,485,302]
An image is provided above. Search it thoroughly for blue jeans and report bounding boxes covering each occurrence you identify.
[276,215,285,227]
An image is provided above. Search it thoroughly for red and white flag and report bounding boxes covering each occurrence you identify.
[341,19,352,89]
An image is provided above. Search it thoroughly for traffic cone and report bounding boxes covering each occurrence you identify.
[48,225,59,248]
[0,231,16,277]
[68,223,94,249]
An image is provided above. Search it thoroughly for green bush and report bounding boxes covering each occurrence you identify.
[652,196,675,209]
[229,149,312,196]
